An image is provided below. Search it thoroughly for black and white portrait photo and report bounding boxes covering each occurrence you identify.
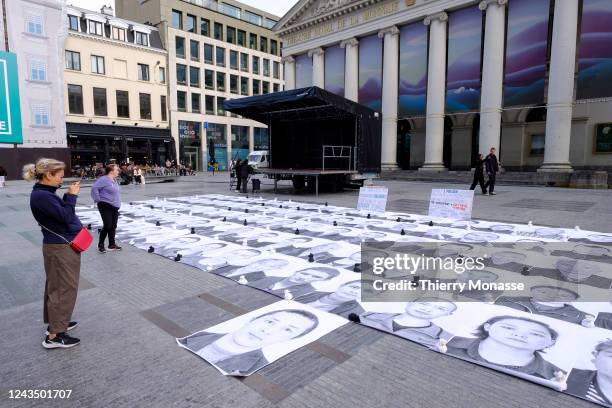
[247,266,342,298]
[296,279,364,318]
[176,301,347,376]
[566,335,612,407]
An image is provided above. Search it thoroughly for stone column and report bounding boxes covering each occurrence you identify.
[309,47,325,88]
[479,0,507,156]
[248,126,254,152]
[282,56,296,90]
[420,12,448,171]
[340,37,359,102]
[378,26,400,170]
[539,0,579,172]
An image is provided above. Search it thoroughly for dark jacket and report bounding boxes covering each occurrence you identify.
[474,157,485,175]
[239,162,250,178]
[485,154,499,174]
[30,183,82,244]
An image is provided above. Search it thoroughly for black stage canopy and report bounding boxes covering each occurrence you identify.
[224,87,381,173]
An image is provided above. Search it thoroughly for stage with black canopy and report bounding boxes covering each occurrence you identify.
[224,87,381,173]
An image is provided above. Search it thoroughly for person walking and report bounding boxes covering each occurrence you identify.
[235,159,242,192]
[91,164,122,253]
[470,153,487,195]
[240,159,250,193]
[133,165,143,184]
[484,147,499,195]
[23,158,83,349]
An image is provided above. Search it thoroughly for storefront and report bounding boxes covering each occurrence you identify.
[207,122,228,171]
[178,120,202,171]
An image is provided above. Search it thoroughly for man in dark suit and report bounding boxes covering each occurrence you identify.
[484,147,499,195]
[296,280,365,318]
[248,267,341,298]
[177,309,319,376]
[567,340,612,406]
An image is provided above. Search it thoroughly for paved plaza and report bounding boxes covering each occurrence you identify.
[1,174,611,408]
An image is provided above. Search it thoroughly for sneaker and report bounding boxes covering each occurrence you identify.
[489,192,497,195]
[42,332,80,349]
[45,321,78,335]
[98,247,107,253]
[108,245,122,251]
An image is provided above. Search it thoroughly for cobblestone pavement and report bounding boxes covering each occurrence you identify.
[1,174,609,408]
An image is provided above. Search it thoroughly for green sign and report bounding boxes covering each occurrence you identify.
[0,51,22,144]
[595,123,612,153]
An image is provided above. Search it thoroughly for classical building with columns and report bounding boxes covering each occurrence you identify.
[275,0,612,174]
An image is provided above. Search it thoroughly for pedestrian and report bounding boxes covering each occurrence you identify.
[134,165,143,184]
[484,147,499,195]
[0,165,7,176]
[469,153,487,195]
[240,159,250,193]
[23,158,83,349]
[235,159,242,192]
[91,164,122,253]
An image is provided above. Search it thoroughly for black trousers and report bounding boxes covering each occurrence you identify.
[484,173,496,193]
[98,202,119,248]
[236,175,242,190]
[241,177,248,193]
[470,172,487,194]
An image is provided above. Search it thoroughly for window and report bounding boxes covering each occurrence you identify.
[529,134,545,156]
[205,95,214,114]
[93,87,107,116]
[205,70,214,89]
[190,66,200,87]
[263,58,270,76]
[252,56,259,75]
[227,26,236,44]
[216,72,226,91]
[230,50,238,70]
[252,79,260,95]
[88,20,103,36]
[160,95,167,121]
[216,97,226,116]
[260,36,268,53]
[176,36,185,58]
[116,90,129,118]
[113,27,126,41]
[158,67,166,84]
[243,10,262,26]
[172,10,182,30]
[237,30,246,47]
[137,63,149,81]
[273,83,279,93]
[216,47,225,66]
[190,40,200,61]
[240,53,248,72]
[65,51,80,71]
[230,74,238,94]
[176,64,187,85]
[273,61,280,79]
[32,104,50,126]
[201,18,210,36]
[204,44,213,64]
[220,3,241,18]
[26,14,44,35]
[262,81,269,94]
[91,55,105,74]
[139,93,151,119]
[177,91,186,111]
[240,77,249,95]
[186,14,196,33]
[68,15,79,31]
[264,19,277,29]
[135,32,148,46]
[249,33,257,49]
[270,40,278,56]
[68,84,83,114]
[214,23,223,41]
[191,93,201,113]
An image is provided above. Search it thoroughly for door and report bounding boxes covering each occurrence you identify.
[183,146,201,172]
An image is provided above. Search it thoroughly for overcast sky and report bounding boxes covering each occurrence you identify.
[68,0,299,19]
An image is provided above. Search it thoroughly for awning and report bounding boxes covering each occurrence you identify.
[66,123,172,140]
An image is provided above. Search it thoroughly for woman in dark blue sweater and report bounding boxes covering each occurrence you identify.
[24,158,82,349]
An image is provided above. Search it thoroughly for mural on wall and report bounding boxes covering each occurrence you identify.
[358,34,383,111]
[295,53,313,89]
[577,0,612,100]
[398,22,428,118]
[324,45,345,97]
[503,0,551,107]
[445,6,482,113]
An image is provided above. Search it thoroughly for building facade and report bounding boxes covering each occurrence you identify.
[276,0,612,173]
[0,0,68,179]
[64,6,172,172]
[116,0,284,171]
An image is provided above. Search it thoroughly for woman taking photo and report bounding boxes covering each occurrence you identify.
[24,158,82,349]
[91,164,122,253]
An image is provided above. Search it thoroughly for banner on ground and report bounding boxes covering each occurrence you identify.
[428,189,474,220]
[357,186,388,213]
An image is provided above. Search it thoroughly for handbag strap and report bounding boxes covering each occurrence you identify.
[38,223,72,245]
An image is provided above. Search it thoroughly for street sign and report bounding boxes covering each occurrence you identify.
[0,51,22,144]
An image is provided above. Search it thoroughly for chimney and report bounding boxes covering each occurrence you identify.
[100,5,114,16]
